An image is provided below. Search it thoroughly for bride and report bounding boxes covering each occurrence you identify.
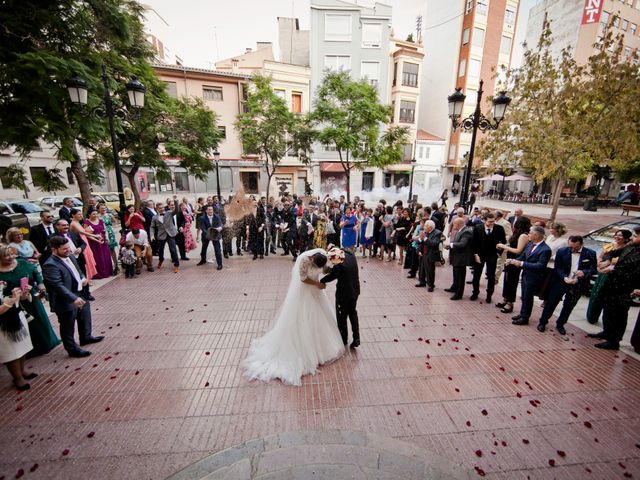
[241,248,345,386]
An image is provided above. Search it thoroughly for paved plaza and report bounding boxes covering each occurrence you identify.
[0,205,639,479]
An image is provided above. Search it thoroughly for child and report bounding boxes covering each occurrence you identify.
[119,241,137,278]
[360,208,374,257]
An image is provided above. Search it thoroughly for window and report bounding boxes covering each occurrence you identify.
[31,140,42,151]
[325,14,351,41]
[324,55,351,71]
[274,89,286,100]
[448,144,456,160]
[624,46,631,59]
[203,86,223,101]
[362,23,382,47]
[465,89,477,106]
[600,11,610,27]
[418,146,424,158]
[424,146,430,159]
[174,171,190,192]
[393,62,398,86]
[462,28,470,45]
[66,167,75,185]
[458,58,467,77]
[361,61,380,88]
[401,62,419,87]
[468,59,481,79]
[402,144,413,161]
[391,101,395,122]
[362,172,374,191]
[383,172,392,188]
[500,35,512,55]
[323,143,337,152]
[146,171,157,192]
[622,19,629,31]
[477,1,489,15]
[472,28,485,47]
[0,168,9,190]
[636,0,640,10]
[465,0,473,14]
[399,100,416,123]
[505,8,515,26]
[630,23,637,35]
[218,126,226,139]
[613,16,620,28]
[292,92,302,113]
[29,167,48,189]
[240,171,259,194]
[205,167,233,193]
[165,81,178,98]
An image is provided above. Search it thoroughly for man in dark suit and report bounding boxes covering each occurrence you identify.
[511,226,552,326]
[58,197,74,223]
[197,205,223,270]
[321,248,361,348]
[536,236,597,334]
[30,211,56,265]
[53,218,94,301]
[445,218,474,300]
[415,220,442,291]
[471,212,506,303]
[508,208,523,228]
[42,236,104,357]
[141,201,158,256]
[175,206,189,261]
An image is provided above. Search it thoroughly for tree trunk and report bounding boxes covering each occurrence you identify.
[549,172,564,224]
[125,167,141,209]
[265,172,273,201]
[345,166,351,203]
[68,141,93,216]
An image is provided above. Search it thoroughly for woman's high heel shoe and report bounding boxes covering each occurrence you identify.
[500,303,514,313]
[495,301,507,308]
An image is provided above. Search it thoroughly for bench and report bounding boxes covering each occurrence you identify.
[621,204,640,216]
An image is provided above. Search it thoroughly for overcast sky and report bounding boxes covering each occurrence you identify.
[142,0,539,69]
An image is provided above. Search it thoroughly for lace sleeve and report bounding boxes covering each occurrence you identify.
[299,257,312,281]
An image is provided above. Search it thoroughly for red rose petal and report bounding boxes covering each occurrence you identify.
[134,335,140,339]
[481,409,488,416]
[475,449,482,457]
[474,466,486,476]
[69,381,75,386]
[516,392,522,398]
[619,462,626,469]
[511,415,517,420]
[202,320,207,323]
[62,449,70,456]
[513,379,519,384]
[16,468,25,478]
[623,473,632,478]
[570,411,578,418]
[15,405,23,412]
[548,459,556,467]
[134,370,140,375]
[393,339,398,342]
[401,323,406,327]
[109,375,116,380]
[204,351,210,355]
[87,432,95,438]
[635,443,640,449]
[29,464,38,472]
[425,339,430,344]
[466,420,472,427]
[92,364,98,368]
[585,407,591,412]
[501,441,507,447]
[584,421,592,428]
[45,379,53,384]
[447,376,453,381]
[577,378,584,384]
[499,366,505,371]
[104,407,111,412]
[205,382,210,387]
[470,354,476,358]
[455,388,460,392]
[557,450,566,457]
[396,410,401,415]
[409,319,414,322]
[426,354,430,359]
[612,406,618,412]
[522,439,530,444]
[585,467,592,473]
[417,337,423,341]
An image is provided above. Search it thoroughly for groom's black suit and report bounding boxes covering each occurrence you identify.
[320,250,361,346]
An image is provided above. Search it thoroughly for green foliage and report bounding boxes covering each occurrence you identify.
[235,73,316,195]
[31,167,67,193]
[406,33,415,43]
[0,164,29,193]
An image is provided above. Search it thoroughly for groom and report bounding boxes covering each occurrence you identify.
[321,246,361,348]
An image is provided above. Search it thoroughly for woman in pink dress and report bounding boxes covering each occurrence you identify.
[83,210,114,279]
[181,204,196,252]
[69,209,98,280]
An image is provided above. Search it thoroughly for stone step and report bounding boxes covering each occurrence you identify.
[167,430,473,480]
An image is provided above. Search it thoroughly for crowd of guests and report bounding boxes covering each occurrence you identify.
[1,193,639,392]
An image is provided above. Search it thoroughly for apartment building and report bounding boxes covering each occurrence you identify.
[526,0,640,65]
[309,0,393,196]
[420,0,520,189]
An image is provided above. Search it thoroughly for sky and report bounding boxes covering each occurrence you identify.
[142,0,539,69]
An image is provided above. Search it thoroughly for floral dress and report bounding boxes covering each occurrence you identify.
[100,213,118,250]
[182,207,196,251]
[313,216,327,250]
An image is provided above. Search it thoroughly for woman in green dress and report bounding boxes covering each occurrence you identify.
[98,203,119,275]
[0,245,60,357]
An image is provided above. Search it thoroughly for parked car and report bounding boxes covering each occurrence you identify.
[0,212,30,240]
[74,191,132,212]
[582,218,640,256]
[0,199,49,227]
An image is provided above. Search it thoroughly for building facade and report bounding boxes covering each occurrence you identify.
[420,0,520,190]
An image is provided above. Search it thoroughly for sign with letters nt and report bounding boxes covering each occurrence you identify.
[581,0,602,25]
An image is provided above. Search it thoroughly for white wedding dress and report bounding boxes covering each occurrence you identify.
[241,248,345,386]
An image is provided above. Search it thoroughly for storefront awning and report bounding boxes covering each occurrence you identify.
[385,163,412,172]
[320,162,348,173]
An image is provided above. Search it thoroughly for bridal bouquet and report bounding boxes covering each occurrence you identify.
[327,247,345,265]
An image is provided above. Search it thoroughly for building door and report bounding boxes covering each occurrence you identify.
[241,171,259,194]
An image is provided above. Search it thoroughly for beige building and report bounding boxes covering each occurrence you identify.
[526,0,640,65]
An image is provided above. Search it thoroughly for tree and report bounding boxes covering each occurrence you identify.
[480,19,640,221]
[0,0,156,205]
[312,70,409,202]
[235,74,315,199]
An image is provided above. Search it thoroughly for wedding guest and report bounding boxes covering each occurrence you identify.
[359,208,374,258]
[69,209,98,281]
[43,236,104,358]
[471,213,506,303]
[382,205,395,261]
[0,246,60,357]
[58,197,74,223]
[416,220,441,291]
[197,205,223,270]
[539,222,568,300]
[52,218,94,301]
[6,227,40,270]
[0,284,36,390]
[313,205,328,250]
[97,204,119,275]
[340,206,357,252]
[444,218,474,300]
[586,229,631,324]
[394,208,411,265]
[125,228,154,274]
[119,241,137,279]
[495,217,531,314]
[152,200,181,273]
[83,210,113,279]
[124,205,145,232]
[493,210,512,284]
[29,211,56,265]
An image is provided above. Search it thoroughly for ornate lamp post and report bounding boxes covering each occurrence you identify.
[407,157,417,203]
[66,65,145,232]
[213,150,222,201]
[448,80,510,211]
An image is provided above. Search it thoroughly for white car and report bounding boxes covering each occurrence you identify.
[0,199,50,227]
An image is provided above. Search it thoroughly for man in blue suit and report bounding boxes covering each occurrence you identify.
[536,236,597,334]
[197,205,223,270]
[511,226,552,326]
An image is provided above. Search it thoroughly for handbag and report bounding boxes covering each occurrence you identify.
[325,221,335,235]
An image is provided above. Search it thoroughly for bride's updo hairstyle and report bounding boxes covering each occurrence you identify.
[312,253,328,268]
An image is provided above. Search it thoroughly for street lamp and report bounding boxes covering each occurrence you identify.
[448,80,510,212]
[213,150,221,202]
[408,157,417,203]
[66,65,145,232]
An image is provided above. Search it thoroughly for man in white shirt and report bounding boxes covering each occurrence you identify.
[125,228,154,274]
